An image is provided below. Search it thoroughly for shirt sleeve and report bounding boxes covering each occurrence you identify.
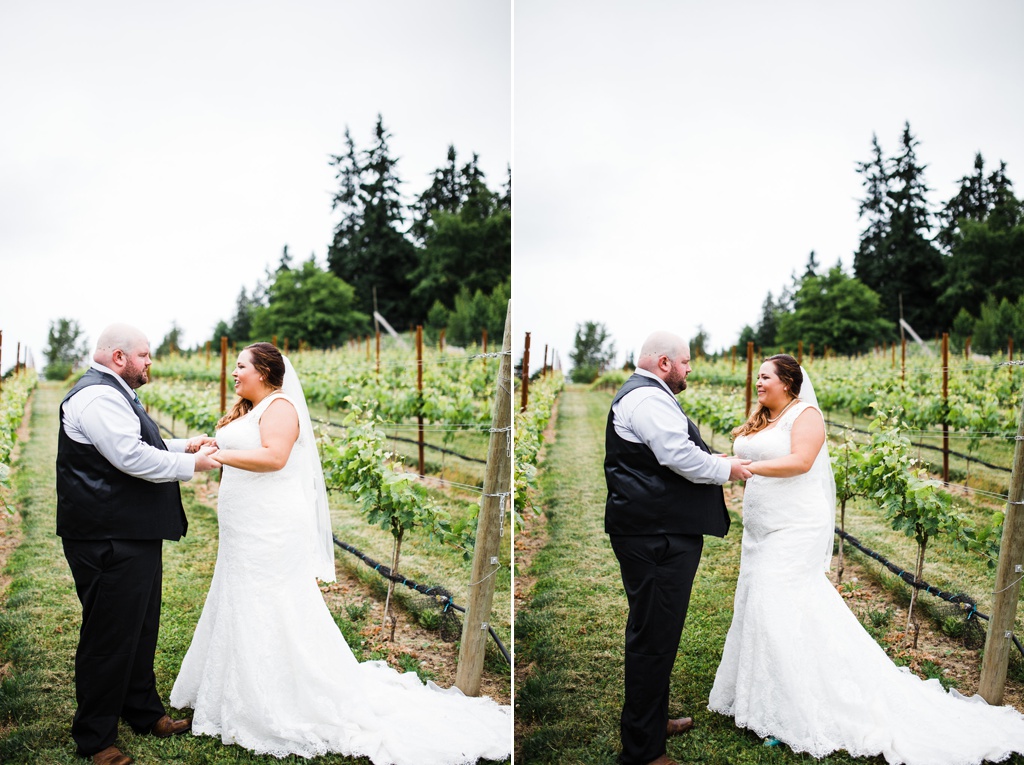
[627,391,732,485]
[74,391,196,483]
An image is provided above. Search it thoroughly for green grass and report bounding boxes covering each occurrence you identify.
[515,384,1024,765]
[0,381,509,764]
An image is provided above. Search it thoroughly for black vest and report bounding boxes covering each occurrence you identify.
[56,368,187,541]
[604,374,730,537]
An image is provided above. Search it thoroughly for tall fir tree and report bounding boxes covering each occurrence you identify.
[936,152,990,255]
[937,159,1024,323]
[410,150,510,316]
[854,123,944,336]
[853,133,891,289]
[327,116,418,329]
[410,144,464,243]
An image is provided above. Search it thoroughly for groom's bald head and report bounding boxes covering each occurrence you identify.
[637,331,688,371]
[637,331,692,394]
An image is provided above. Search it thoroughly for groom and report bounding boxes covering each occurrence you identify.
[56,323,219,765]
[604,330,750,765]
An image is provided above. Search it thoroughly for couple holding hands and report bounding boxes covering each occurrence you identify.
[606,330,1024,765]
[55,324,510,765]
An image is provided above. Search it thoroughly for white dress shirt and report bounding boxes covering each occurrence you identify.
[61,362,195,483]
[611,368,730,485]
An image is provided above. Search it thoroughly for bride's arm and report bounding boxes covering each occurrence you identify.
[748,408,825,478]
[212,399,299,472]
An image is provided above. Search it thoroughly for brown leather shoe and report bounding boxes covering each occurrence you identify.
[645,756,679,765]
[666,716,695,736]
[150,714,192,737]
[92,746,132,765]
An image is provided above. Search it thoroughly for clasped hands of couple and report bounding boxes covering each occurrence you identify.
[719,453,753,482]
[184,436,221,472]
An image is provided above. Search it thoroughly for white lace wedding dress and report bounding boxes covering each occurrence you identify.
[708,400,1024,765]
[170,392,511,763]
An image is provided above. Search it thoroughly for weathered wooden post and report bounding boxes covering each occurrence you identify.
[416,326,425,478]
[219,336,229,414]
[520,332,531,413]
[456,300,512,696]
[942,333,949,483]
[979,376,1024,704]
[745,341,754,416]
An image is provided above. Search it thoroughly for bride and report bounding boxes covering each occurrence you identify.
[170,342,511,764]
[708,353,1024,764]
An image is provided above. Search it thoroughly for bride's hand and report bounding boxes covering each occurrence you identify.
[185,435,217,453]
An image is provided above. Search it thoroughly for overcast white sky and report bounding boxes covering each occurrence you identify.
[513,0,1024,372]
[0,1,510,373]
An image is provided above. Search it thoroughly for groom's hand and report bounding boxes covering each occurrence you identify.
[185,435,217,453]
[727,458,753,482]
[193,445,220,473]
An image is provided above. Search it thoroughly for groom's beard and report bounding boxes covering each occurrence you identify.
[666,372,688,394]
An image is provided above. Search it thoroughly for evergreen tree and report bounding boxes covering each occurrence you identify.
[409,151,510,315]
[327,116,418,329]
[754,292,782,349]
[853,133,892,290]
[690,325,709,357]
[155,322,184,357]
[854,123,944,335]
[936,152,990,255]
[937,159,1024,323]
[803,250,821,278]
[230,286,256,344]
[410,145,464,243]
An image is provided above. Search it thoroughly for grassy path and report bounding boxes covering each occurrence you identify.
[514,385,1024,765]
[0,381,508,764]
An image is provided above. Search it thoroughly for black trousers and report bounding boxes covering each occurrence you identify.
[61,538,167,756]
[609,533,704,765]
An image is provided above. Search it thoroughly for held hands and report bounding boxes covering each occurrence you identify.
[185,435,217,453]
[724,456,753,482]
[193,445,221,473]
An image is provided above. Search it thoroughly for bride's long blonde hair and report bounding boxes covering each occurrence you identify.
[732,353,803,439]
[216,342,286,429]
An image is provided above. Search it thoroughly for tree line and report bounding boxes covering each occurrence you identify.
[214,114,510,351]
[569,123,1023,379]
[742,122,1023,357]
[42,116,511,378]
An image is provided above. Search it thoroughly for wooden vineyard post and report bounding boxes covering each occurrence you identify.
[942,333,949,484]
[745,341,754,416]
[797,340,803,366]
[416,326,425,479]
[520,332,531,413]
[375,330,381,378]
[456,300,512,696]
[979,381,1024,704]
[901,336,907,386]
[219,336,228,414]
[543,344,549,379]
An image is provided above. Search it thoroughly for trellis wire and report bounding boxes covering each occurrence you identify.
[826,421,1013,474]
[835,528,1024,659]
[332,535,510,664]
